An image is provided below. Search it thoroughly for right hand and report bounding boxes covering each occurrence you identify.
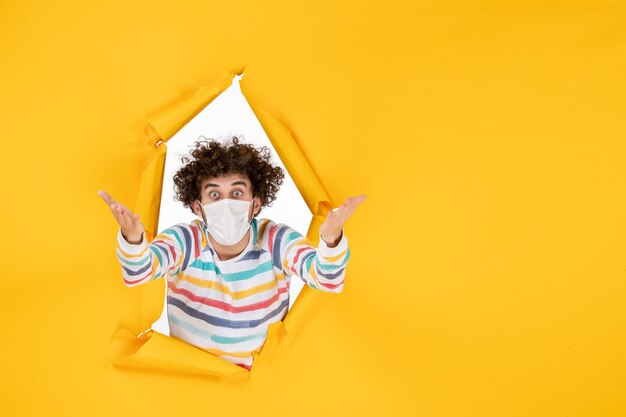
[97,190,145,244]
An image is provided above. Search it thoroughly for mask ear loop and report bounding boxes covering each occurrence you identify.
[196,199,217,251]
[196,199,211,240]
[196,199,208,224]
[247,198,255,224]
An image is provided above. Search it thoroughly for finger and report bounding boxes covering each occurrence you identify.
[329,199,351,222]
[122,211,138,231]
[345,204,357,221]
[123,211,136,229]
[119,203,133,217]
[327,210,346,229]
[133,213,143,228]
[113,206,129,227]
[110,203,124,216]
[111,201,134,218]
[346,195,364,214]
[109,203,120,218]
[111,205,125,226]
[97,190,117,206]
[333,198,350,215]
[341,198,359,222]
[328,196,353,221]
[338,208,351,225]
[338,196,353,215]
[342,195,365,219]
[325,210,342,228]
[353,194,367,206]
[112,205,132,228]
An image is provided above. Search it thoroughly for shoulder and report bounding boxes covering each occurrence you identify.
[257,218,309,248]
[156,220,205,246]
[254,217,276,245]
[189,218,204,232]
[254,217,296,248]
[254,217,297,235]
[163,220,203,234]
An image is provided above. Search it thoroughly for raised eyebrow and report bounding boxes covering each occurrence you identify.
[203,180,249,190]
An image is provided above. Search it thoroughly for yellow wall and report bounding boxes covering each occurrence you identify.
[1,1,625,416]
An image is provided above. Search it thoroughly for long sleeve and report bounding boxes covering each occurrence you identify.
[116,221,204,287]
[271,223,350,293]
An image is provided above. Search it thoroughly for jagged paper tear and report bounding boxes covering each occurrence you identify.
[109,68,337,380]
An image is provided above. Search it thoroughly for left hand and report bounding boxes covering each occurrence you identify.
[320,194,367,247]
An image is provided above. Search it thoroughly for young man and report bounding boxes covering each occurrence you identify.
[98,137,366,371]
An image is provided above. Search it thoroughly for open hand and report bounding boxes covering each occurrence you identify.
[97,190,145,244]
[320,194,367,247]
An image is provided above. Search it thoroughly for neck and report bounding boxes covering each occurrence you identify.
[208,228,251,261]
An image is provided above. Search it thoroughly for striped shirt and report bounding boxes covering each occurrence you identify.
[116,217,350,371]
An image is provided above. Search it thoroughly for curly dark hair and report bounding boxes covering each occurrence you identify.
[173,136,285,217]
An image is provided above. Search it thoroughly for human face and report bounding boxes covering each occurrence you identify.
[192,173,261,219]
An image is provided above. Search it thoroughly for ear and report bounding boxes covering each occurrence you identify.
[192,200,202,217]
[253,196,262,216]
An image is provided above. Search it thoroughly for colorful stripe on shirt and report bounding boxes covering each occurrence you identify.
[115,216,350,370]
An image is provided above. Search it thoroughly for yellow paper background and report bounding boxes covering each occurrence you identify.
[1,1,625,416]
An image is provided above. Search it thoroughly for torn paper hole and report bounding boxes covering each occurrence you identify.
[151,75,312,336]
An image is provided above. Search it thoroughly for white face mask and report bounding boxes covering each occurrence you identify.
[198,198,254,246]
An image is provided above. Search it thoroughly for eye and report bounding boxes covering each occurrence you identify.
[209,191,219,199]
[233,190,243,197]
